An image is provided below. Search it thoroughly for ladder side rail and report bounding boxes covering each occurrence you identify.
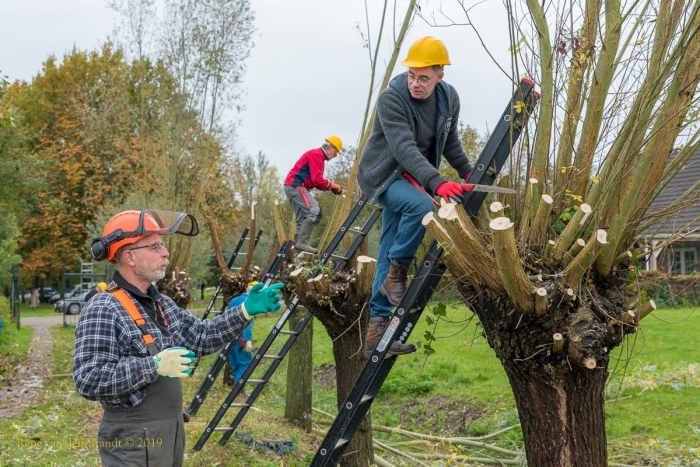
[318,194,370,266]
[464,80,538,213]
[332,208,383,274]
[217,310,314,445]
[309,242,443,465]
[200,227,250,321]
[194,307,312,450]
[188,241,293,412]
[318,260,446,467]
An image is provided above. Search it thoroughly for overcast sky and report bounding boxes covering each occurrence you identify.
[1,0,516,175]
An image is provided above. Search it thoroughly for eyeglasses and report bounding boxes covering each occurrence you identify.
[407,72,432,85]
[128,241,167,253]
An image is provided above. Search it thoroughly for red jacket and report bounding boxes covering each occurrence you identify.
[284,148,331,190]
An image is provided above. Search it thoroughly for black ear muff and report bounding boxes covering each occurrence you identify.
[90,228,126,261]
[91,238,108,261]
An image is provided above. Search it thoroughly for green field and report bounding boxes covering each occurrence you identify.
[0,303,698,466]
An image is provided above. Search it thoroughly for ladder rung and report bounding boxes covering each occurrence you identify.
[335,438,349,449]
[360,394,374,404]
[279,330,297,335]
[331,254,349,261]
[262,354,283,360]
[230,402,249,407]
[247,379,267,384]
[214,427,235,432]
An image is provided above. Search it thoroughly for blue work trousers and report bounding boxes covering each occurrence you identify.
[369,178,435,318]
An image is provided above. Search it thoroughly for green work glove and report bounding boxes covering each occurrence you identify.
[152,347,196,378]
[243,282,284,316]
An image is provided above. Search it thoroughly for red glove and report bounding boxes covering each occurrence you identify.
[463,171,472,182]
[435,181,464,203]
[329,183,343,195]
[461,183,475,192]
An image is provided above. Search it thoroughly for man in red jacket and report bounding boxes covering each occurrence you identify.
[284,136,344,253]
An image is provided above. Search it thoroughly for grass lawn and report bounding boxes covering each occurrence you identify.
[0,301,698,466]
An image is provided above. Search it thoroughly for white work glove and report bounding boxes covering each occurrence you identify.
[152,347,196,379]
[244,341,253,354]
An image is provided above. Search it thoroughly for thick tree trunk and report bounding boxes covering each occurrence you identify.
[502,355,607,465]
[463,276,623,466]
[283,262,373,467]
[285,307,314,432]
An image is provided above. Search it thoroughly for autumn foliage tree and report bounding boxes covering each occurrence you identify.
[10,46,143,282]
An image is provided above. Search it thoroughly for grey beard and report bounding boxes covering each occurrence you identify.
[135,261,168,284]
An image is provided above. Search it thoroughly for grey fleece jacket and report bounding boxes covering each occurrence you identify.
[357,72,473,202]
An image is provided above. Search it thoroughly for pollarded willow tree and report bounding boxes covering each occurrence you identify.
[420,0,700,464]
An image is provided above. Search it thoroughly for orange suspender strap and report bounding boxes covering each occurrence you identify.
[108,287,160,357]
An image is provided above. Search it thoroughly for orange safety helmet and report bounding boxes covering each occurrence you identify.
[91,209,199,262]
[401,36,451,68]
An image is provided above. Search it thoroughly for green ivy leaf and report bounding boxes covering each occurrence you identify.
[423,330,436,342]
[433,302,447,317]
[423,343,435,356]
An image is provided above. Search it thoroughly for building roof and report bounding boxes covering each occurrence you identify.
[645,147,700,239]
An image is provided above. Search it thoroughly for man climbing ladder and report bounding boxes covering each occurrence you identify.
[357,36,475,356]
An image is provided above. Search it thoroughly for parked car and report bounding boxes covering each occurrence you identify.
[54,290,90,315]
[41,288,59,303]
[49,285,83,304]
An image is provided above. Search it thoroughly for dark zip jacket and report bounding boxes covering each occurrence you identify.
[357,72,473,202]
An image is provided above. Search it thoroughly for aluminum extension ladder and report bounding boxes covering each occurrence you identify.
[187,239,294,415]
[192,194,383,450]
[309,78,539,466]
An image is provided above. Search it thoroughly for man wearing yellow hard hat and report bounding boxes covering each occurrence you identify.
[357,37,474,357]
[284,136,344,254]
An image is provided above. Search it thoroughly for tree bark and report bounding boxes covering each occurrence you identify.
[503,358,607,466]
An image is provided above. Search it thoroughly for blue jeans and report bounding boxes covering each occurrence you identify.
[369,178,435,318]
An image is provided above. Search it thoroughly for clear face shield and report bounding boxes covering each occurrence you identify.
[137,209,199,237]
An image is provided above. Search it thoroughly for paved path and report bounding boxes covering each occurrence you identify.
[0,315,66,419]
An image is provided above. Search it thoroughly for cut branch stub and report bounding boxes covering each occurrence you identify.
[356,255,376,302]
[489,201,505,217]
[490,217,534,313]
[422,212,476,287]
[535,287,548,315]
[530,194,554,247]
[437,204,503,291]
[552,333,565,353]
[563,229,608,288]
[552,203,593,263]
[636,300,657,322]
[563,238,587,267]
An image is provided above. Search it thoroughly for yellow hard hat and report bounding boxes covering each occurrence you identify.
[325,136,343,153]
[401,36,451,68]
[97,282,107,291]
[247,281,259,287]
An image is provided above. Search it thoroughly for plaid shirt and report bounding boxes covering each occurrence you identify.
[73,273,252,408]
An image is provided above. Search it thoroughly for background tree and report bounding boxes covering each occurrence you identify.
[0,71,23,288]
[415,0,700,464]
[109,0,256,278]
[9,46,143,284]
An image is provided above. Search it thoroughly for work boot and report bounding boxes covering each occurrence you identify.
[380,261,409,306]
[363,316,416,358]
[295,220,318,254]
